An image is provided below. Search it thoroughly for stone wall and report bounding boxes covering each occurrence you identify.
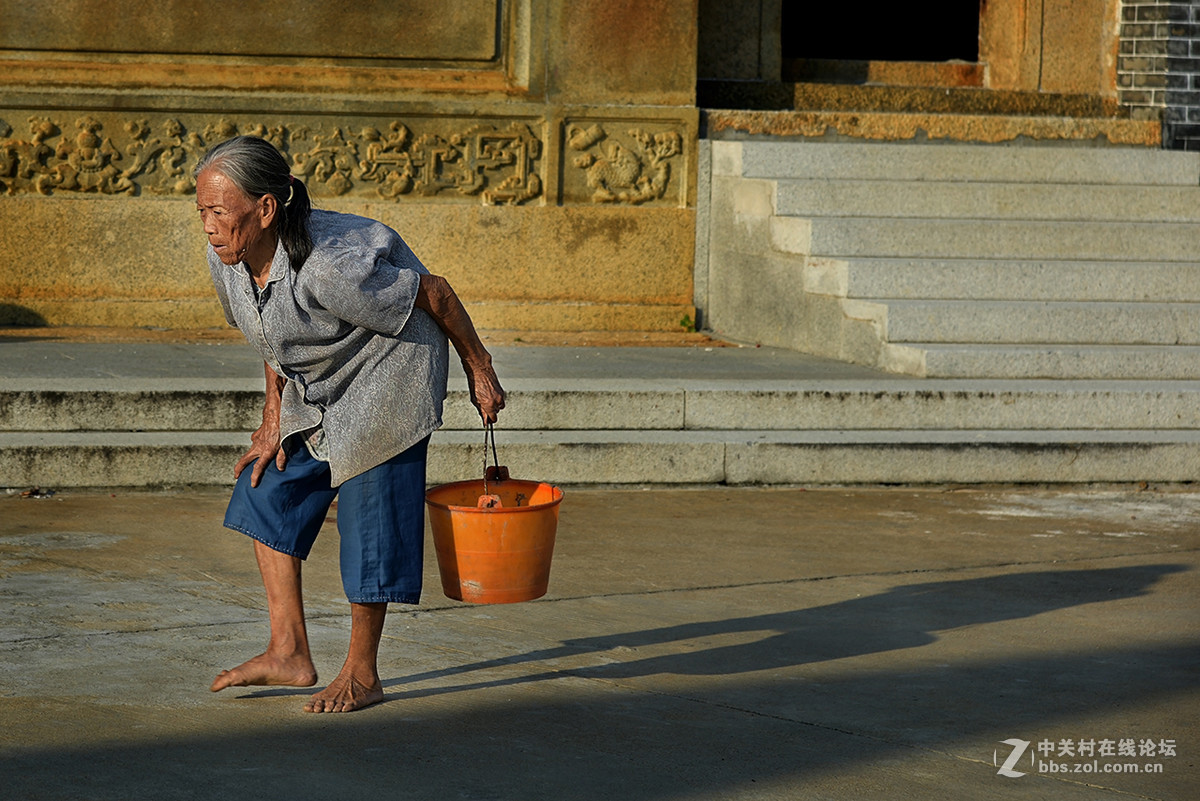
[0,0,700,331]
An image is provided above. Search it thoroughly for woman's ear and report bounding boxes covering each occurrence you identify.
[257,193,279,230]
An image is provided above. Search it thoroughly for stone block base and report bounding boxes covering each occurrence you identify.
[1,196,696,332]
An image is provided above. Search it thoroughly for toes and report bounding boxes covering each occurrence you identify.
[303,692,357,713]
[302,677,381,713]
[210,669,240,692]
[304,696,332,713]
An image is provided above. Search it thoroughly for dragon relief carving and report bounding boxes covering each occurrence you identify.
[567,123,682,204]
[0,116,544,205]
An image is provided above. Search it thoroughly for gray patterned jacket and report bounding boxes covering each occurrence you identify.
[209,209,449,486]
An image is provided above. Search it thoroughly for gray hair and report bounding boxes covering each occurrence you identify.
[195,136,313,270]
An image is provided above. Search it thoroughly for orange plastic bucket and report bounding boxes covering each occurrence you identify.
[425,478,563,604]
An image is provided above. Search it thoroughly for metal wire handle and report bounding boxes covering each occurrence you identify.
[482,422,500,496]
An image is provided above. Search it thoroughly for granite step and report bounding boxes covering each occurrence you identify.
[915,344,1200,380]
[776,179,1200,224]
[4,379,1197,432]
[878,300,1200,346]
[808,217,1200,262]
[820,259,1200,303]
[2,429,1197,487]
[738,140,1200,185]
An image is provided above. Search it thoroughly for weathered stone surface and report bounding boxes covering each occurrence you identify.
[560,117,694,206]
[735,139,1197,185]
[791,84,1126,117]
[356,203,697,304]
[0,197,207,302]
[979,0,1044,90]
[980,0,1119,95]
[5,429,1199,486]
[1039,0,1120,96]
[703,109,1160,146]
[702,81,1127,116]
[548,0,698,106]
[0,195,696,330]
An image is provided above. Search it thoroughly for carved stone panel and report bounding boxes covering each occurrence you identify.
[562,120,686,206]
[0,113,544,205]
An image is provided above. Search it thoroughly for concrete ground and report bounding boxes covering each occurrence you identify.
[1,483,1197,800]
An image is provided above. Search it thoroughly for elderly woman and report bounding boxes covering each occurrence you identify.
[195,135,504,713]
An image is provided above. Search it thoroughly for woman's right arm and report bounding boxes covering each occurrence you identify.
[415,273,506,424]
[234,362,288,487]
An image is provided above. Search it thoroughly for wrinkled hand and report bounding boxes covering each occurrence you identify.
[234,419,287,488]
[465,361,506,424]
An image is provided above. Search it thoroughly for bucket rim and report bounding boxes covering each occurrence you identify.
[424,478,564,513]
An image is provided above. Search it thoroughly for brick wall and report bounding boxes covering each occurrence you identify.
[1118,0,1200,150]
[1163,2,1200,149]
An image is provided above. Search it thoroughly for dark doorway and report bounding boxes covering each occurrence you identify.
[782,1,980,63]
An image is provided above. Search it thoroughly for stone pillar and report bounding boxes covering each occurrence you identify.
[980,0,1121,96]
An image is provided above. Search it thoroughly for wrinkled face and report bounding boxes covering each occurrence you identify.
[195,168,273,267]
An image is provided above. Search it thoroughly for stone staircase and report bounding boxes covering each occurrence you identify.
[694,137,1200,483]
[702,139,1200,380]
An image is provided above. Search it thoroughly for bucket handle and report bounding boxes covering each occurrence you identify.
[481,422,508,497]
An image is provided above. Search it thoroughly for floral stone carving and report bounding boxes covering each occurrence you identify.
[567,123,683,204]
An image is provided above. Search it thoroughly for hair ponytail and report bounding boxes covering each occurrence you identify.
[277,175,313,269]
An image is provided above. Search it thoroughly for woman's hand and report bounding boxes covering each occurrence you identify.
[235,418,288,488]
[464,359,506,424]
[235,362,288,488]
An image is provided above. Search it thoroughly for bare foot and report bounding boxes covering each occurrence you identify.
[303,669,384,713]
[210,652,318,692]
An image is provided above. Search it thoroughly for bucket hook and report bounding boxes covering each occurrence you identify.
[478,422,509,508]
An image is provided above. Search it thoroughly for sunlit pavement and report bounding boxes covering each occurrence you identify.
[1,484,1197,800]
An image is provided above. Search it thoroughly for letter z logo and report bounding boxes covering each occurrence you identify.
[995,739,1031,778]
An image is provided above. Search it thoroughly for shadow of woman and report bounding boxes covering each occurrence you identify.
[384,563,1187,696]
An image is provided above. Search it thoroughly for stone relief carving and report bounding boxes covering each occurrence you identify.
[0,115,544,205]
[567,123,682,204]
[123,117,205,196]
[470,124,543,205]
[0,117,57,193]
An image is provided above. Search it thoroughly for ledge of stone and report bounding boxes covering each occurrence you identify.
[0,326,730,348]
[703,109,1161,147]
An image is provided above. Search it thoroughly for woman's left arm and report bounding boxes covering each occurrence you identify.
[415,273,506,424]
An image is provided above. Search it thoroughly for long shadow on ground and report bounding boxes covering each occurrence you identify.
[3,564,1195,800]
